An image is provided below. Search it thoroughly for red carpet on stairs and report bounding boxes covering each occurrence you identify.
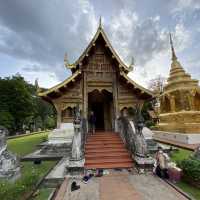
[85,131,133,169]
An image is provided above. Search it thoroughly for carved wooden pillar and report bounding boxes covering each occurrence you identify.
[83,71,88,119]
[113,72,119,131]
[57,109,62,128]
[53,102,61,128]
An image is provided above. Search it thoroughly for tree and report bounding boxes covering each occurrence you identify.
[148,75,166,95]
[0,74,56,135]
[0,111,15,131]
[0,75,34,133]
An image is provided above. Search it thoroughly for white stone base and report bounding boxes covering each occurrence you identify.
[48,123,74,144]
[153,131,200,144]
[143,127,154,140]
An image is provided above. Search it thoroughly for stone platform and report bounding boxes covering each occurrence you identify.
[153,130,200,145]
[60,170,188,200]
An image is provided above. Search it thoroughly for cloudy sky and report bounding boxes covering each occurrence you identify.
[0,0,200,88]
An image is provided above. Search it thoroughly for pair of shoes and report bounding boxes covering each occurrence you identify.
[82,175,89,184]
[71,181,80,192]
[82,173,94,184]
[95,169,103,177]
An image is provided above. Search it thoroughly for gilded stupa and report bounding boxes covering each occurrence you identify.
[158,34,200,133]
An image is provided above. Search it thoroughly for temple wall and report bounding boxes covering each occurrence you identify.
[52,79,82,125]
[118,80,143,112]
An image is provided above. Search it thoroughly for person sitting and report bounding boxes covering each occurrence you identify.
[155,146,169,179]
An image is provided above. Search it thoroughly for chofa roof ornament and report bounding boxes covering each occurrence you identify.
[129,57,135,72]
[35,78,42,93]
[64,53,75,69]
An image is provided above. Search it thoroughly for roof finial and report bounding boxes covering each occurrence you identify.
[169,33,177,61]
[64,52,75,69]
[35,78,41,93]
[129,56,135,71]
[64,52,68,68]
[99,16,102,28]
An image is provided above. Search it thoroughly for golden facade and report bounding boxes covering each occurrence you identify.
[158,34,200,133]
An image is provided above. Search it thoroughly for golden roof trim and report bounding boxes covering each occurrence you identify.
[38,70,81,97]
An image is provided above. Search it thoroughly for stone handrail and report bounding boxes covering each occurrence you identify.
[70,117,87,160]
[117,116,136,156]
[81,117,87,156]
[117,116,149,157]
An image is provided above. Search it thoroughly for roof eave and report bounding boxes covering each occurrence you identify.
[38,70,81,97]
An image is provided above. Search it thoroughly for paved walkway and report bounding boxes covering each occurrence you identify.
[63,170,188,200]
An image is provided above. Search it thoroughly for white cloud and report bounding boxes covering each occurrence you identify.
[174,0,200,12]
[0,0,199,89]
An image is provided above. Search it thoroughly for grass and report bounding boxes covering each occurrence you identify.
[176,181,200,200]
[170,148,192,163]
[170,148,200,200]
[0,132,57,200]
[7,132,49,156]
[32,188,54,200]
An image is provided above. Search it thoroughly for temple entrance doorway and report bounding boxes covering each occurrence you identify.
[88,89,113,131]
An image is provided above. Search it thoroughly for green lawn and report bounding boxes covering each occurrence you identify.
[32,188,54,200]
[170,148,200,200]
[0,132,56,200]
[170,148,192,163]
[7,132,49,156]
[176,181,200,200]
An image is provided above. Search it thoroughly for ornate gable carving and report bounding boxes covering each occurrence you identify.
[83,41,115,83]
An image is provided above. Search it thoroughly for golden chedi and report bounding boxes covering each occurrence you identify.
[158,34,200,133]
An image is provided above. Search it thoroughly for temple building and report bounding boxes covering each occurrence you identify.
[38,21,153,131]
[157,34,200,136]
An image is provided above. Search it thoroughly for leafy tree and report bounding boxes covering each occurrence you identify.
[0,111,15,131]
[0,74,56,135]
[148,75,166,95]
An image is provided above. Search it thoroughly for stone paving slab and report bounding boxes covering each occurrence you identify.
[128,174,188,200]
[100,173,141,200]
[64,178,99,200]
[21,150,63,161]
[46,157,68,180]
[63,171,188,200]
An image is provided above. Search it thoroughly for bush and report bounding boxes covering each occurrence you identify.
[0,169,39,200]
[145,120,155,128]
[179,157,200,188]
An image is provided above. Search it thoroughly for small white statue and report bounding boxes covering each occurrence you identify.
[0,126,20,181]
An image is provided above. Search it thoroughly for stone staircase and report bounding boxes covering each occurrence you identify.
[85,131,133,169]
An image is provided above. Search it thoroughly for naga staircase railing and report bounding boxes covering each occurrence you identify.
[117,116,136,157]
[80,117,87,157]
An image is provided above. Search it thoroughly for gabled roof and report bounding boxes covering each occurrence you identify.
[67,23,132,73]
[120,71,154,98]
[38,70,81,97]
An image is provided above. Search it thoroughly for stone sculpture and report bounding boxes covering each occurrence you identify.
[0,126,20,182]
[71,105,82,161]
[133,106,148,157]
[193,145,200,160]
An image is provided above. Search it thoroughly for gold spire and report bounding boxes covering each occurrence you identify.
[169,33,177,61]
